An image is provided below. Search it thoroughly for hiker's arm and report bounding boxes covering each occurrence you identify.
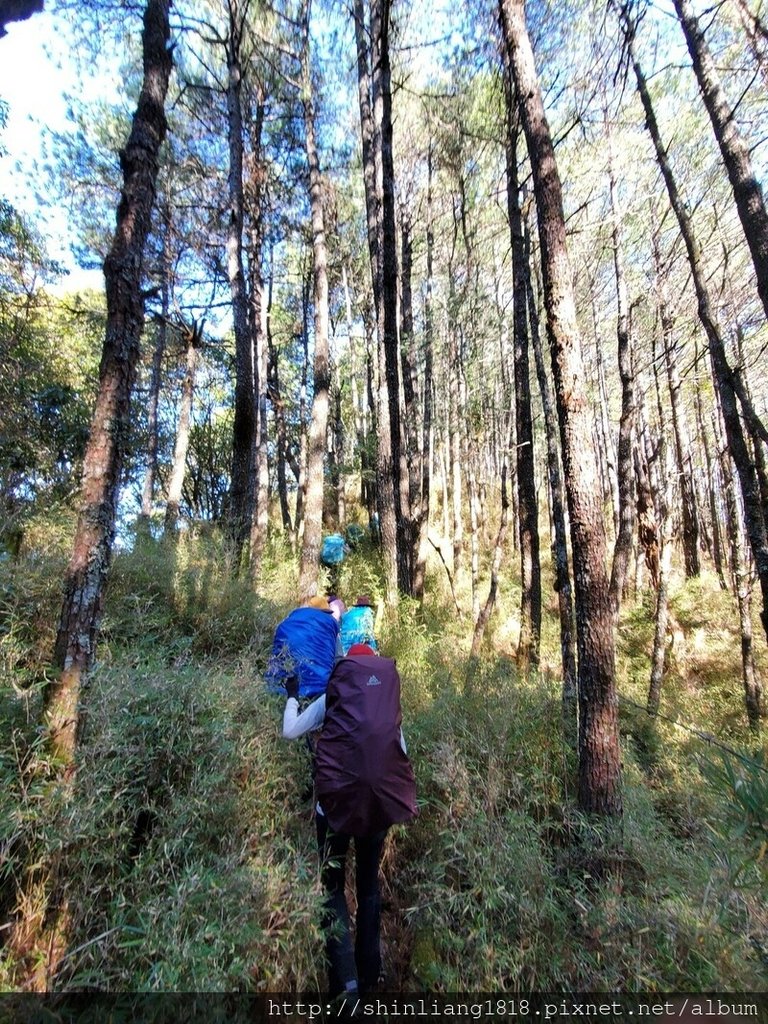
[282,694,326,739]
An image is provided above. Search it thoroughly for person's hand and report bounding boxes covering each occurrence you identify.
[285,675,299,700]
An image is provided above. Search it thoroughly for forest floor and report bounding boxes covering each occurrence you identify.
[1,526,767,994]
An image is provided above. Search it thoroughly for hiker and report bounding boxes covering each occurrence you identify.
[282,642,417,996]
[345,522,366,550]
[321,533,349,592]
[339,594,379,654]
[327,594,347,623]
[368,511,380,543]
[265,596,341,698]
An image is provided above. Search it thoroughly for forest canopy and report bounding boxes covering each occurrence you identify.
[0,0,767,999]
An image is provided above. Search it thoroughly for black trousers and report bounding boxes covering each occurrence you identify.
[315,810,388,996]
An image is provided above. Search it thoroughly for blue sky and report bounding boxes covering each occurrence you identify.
[0,8,116,291]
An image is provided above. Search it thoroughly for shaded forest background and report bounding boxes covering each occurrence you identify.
[1,0,767,994]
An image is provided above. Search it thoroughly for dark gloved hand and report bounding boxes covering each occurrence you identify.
[285,675,299,700]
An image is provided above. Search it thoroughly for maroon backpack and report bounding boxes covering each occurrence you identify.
[314,655,418,837]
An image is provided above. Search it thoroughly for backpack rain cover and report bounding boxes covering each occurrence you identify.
[265,607,339,698]
[314,655,417,836]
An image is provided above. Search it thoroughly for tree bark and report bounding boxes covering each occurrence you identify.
[295,267,312,540]
[48,0,172,765]
[139,204,171,525]
[225,4,256,571]
[591,290,619,538]
[413,145,435,600]
[298,0,331,601]
[693,352,728,588]
[505,96,541,671]
[607,129,636,611]
[165,322,201,533]
[400,200,419,594]
[647,536,673,718]
[718,405,763,730]
[624,7,768,644]
[353,0,399,602]
[469,461,511,669]
[651,227,701,577]
[501,0,622,817]
[246,95,269,578]
[674,0,768,325]
[267,319,293,536]
[732,0,768,89]
[525,201,577,728]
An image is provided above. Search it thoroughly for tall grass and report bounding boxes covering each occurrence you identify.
[0,526,766,991]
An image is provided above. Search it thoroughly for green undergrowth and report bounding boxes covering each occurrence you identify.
[1,532,766,991]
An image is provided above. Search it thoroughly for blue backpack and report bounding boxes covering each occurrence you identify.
[321,534,347,565]
[265,607,339,697]
[340,605,378,654]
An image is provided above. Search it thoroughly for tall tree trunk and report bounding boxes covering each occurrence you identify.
[733,320,768,543]
[247,96,269,578]
[526,201,577,728]
[467,445,481,623]
[48,0,172,763]
[364,314,378,521]
[674,0,768,324]
[652,228,701,577]
[591,291,619,537]
[718,406,763,730]
[450,347,464,577]
[298,0,331,601]
[374,0,409,596]
[295,267,311,542]
[165,322,201,533]
[414,145,435,600]
[624,7,768,644]
[732,0,768,89]
[647,535,673,717]
[469,459,511,668]
[267,331,293,536]
[225,5,256,571]
[607,129,636,611]
[353,0,398,602]
[400,200,420,593]
[250,291,269,575]
[333,373,346,525]
[693,349,728,588]
[501,0,622,817]
[505,98,541,671]
[140,203,171,525]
